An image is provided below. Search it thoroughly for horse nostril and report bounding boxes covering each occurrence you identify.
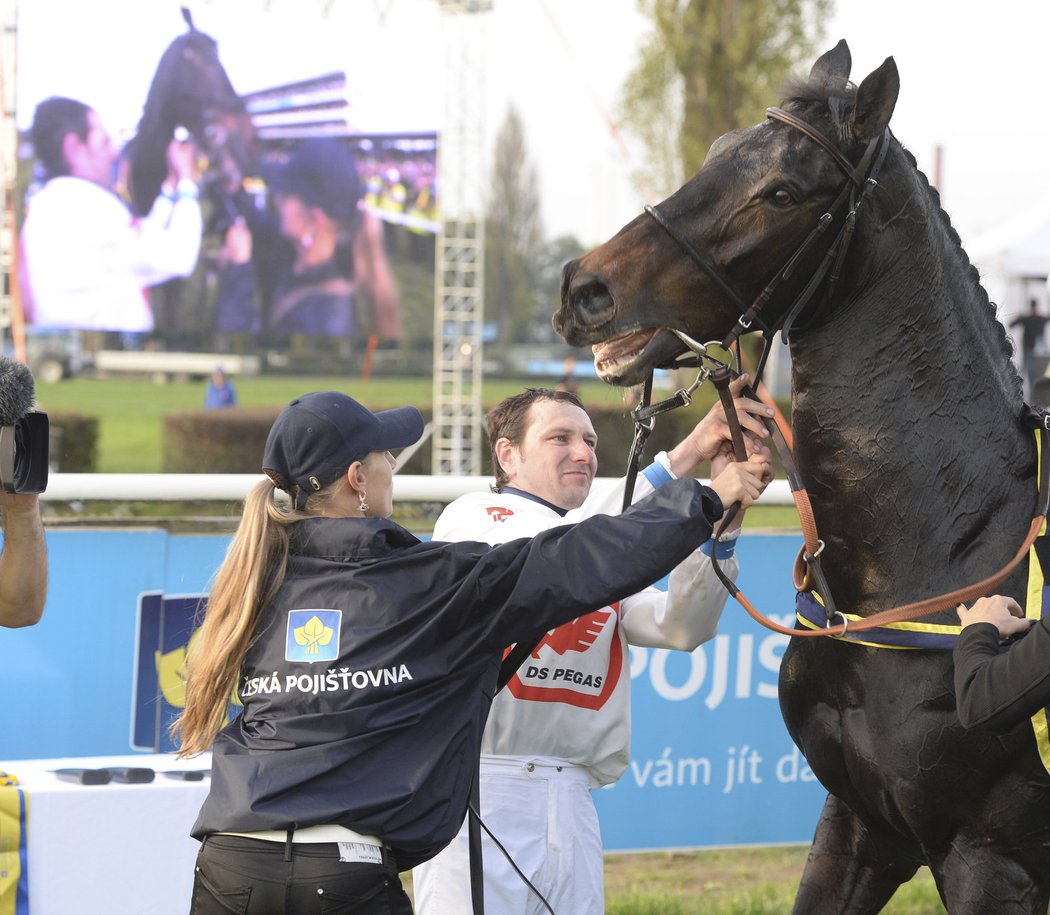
[570,276,615,327]
[556,263,615,341]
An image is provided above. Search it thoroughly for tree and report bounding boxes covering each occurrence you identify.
[619,0,832,196]
[532,234,587,343]
[485,105,544,351]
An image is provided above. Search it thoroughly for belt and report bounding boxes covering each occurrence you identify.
[217,824,383,846]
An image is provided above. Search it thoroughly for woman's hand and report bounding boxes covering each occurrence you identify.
[957,595,1032,637]
[707,451,773,514]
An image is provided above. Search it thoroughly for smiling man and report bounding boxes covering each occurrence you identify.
[20,96,201,333]
[413,383,772,915]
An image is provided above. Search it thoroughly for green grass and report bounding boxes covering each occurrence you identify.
[33,373,719,465]
[600,847,947,915]
[401,847,948,914]
[36,374,638,474]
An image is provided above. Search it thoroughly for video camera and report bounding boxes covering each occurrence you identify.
[0,358,48,494]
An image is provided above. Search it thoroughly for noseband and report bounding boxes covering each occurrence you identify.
[644,107,890,382]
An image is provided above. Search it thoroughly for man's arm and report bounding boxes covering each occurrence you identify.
[561,374,774,525]
[952,595,1050,731]
[619,548,735,650]
[617,452,770,648]
[134,138,203,284]
[0,493,47,627]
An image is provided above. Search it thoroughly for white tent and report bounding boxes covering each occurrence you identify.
[967,201,1050,334]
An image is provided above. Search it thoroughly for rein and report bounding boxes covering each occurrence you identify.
[717,372,1050,638]
[623,106,1050,639]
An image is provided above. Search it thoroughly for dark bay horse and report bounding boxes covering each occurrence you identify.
[124,9,259,336]
[555,41,1050,913]
[126,8,257,218]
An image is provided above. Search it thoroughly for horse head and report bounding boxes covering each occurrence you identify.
[128,10,258,215]
[555,41,900,386]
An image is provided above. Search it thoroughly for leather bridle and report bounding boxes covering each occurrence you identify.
[623,106,889,515]
[644,107,890,378]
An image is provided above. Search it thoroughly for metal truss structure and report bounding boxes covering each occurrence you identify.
[432,0,490,475]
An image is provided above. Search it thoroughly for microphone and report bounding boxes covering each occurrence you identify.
[0,357,49,494]
[0,357,36,427]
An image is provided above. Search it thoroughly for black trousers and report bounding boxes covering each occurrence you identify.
[189,834,414,914]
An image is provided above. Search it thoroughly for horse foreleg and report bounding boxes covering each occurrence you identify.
[792,794,920,914]
[934,840,1050,914]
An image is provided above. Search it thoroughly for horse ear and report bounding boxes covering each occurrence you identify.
[809,39,851,87]
[849,57,900,142]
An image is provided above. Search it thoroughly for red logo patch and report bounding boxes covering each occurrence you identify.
[504,603,623,710]
[532,607,613,658]
[486,506,514,522]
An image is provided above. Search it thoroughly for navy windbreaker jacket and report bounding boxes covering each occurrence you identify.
[190,477,723,869]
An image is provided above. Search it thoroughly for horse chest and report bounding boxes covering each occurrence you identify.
[779,641,957,780]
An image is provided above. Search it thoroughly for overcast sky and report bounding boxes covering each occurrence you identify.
[16,0,1050,252]
[491,0,1050,250]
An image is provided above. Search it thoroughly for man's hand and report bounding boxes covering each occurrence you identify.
[666,374,773,478]
[957,595,1032,638]
[165,135,200,185]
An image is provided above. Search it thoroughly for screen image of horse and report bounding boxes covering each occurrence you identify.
[555,40,1050,914]
[15,6,439,362]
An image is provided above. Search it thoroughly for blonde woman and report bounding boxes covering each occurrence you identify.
[176,390,767,914]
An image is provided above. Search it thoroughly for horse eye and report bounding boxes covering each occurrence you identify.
[770,188,795,207]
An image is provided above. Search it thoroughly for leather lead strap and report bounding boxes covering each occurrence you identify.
[622,373,656,512]
[468,763,484,914]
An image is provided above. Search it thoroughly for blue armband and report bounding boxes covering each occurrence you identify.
[164,179,199,201]
[700,538,737,559]
[640,451,675,489]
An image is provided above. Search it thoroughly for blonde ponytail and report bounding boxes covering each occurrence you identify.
[172,480,305,755]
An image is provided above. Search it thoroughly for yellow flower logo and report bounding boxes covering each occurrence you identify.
[293,615,335,655]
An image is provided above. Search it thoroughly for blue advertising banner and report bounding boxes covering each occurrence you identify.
[0,528,826,850]
[131,591,207,753]
[594,535,825,850]
[0,530,228,760]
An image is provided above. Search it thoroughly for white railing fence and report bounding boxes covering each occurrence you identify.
[41,474,794,504]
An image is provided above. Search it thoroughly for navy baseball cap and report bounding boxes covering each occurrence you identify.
[265,138,362,224]
[263,391,424,509]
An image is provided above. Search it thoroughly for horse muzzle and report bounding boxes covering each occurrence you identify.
[555,259,618,346]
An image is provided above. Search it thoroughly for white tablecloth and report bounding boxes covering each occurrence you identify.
[0,753,211,915]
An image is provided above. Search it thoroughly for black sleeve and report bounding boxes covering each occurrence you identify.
[953,618,1050,732]
[465,476,723,650]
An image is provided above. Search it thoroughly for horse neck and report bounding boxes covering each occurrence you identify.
[787,152,1035,612]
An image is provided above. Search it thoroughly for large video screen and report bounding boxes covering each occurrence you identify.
[14,2,441,354]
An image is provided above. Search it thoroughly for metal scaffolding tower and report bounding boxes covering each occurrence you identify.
[432,0,490,475]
